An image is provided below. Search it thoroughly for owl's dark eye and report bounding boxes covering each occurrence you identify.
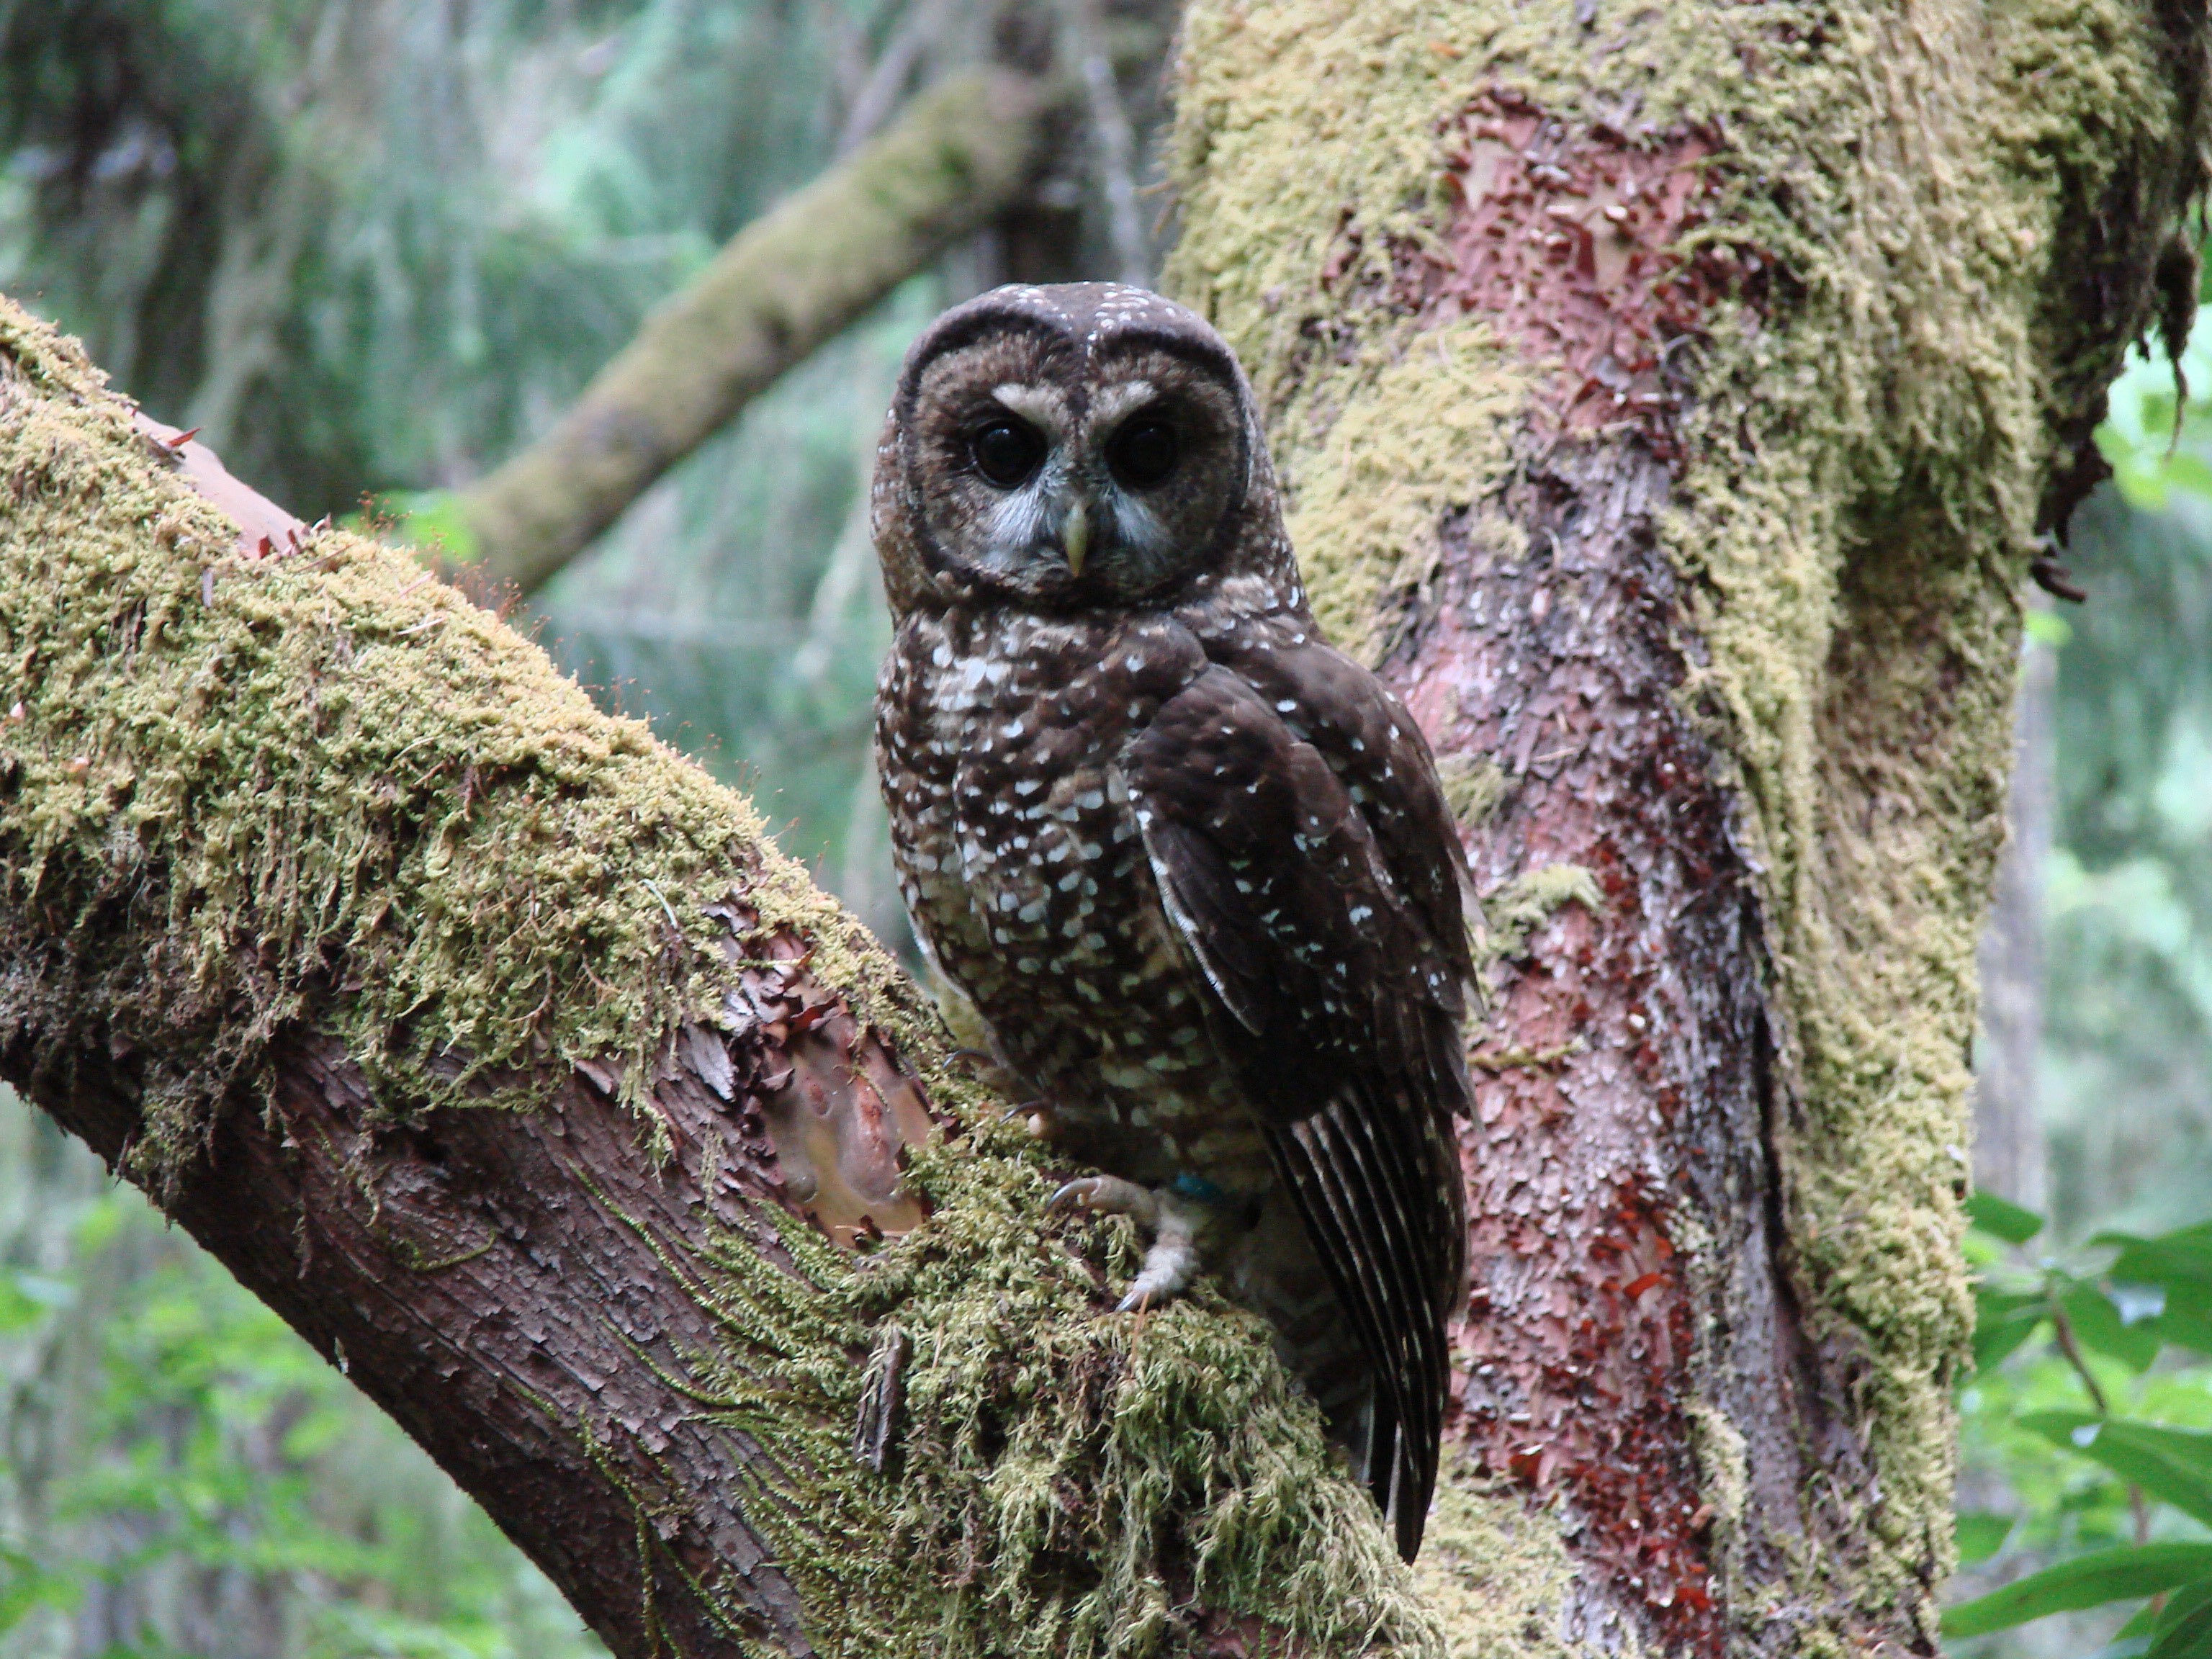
[1106,417,1179,490]
[970,418,1047,488]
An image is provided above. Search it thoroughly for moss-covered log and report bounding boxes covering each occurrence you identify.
[1164,0,2208,1649]
[442,70,1056,595]
[0,302,1444,1657]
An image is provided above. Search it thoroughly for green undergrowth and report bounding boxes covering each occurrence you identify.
[1168,0,2208,1642]
[0,296,1442,1655]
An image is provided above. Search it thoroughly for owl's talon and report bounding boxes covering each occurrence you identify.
[1115,1217,1202,1310]
[1050,1178,1207,1311]
[1047,1174,1158,1226]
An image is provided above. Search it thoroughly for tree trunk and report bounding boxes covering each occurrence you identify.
[1,0,2206,1654]
[1162,0,2206,1650]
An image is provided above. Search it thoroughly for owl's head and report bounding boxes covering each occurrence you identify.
[872,284,1294,616]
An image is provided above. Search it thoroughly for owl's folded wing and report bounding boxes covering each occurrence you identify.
[1120,663,1469,1560]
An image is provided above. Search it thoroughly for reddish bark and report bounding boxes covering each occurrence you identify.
[2,878,930,1658]
[1371,95,1863,1646]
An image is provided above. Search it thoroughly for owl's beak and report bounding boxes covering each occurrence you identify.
[1062,500,1090,578]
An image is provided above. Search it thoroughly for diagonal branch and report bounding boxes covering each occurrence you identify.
[0,297,1437,1658]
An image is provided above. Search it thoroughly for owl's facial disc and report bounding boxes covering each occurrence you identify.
[968,377,1229,602]
[902,328,1248,609]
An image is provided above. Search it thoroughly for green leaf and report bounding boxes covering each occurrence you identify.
[2152,1579,2212,1659]
[2095,1226,2212,1295]
[1955,1511,2013,1565]
[1943,1545,2212,1637]
[1970,1191,2047,1244]
[2067,1281,2166,1371]
[1974,1287,2049,1371]
[2023,1413,2212,1527]
[2147,1305,2212,1357]
[2023,608,2074,649]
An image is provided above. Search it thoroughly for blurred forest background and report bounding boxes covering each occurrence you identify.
[0,2,2206,1655]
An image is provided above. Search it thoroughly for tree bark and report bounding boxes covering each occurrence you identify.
[2,1,2206,1655]
[1163,0,2206,1650]
[442,71,1056,595]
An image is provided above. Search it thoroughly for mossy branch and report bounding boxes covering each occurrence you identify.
[440,69,1058,594]
[0,299,1440,1658]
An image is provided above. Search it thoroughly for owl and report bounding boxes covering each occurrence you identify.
[871,282,1472,1560]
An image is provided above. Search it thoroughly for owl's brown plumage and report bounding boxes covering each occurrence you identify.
[871,282,1470,1560]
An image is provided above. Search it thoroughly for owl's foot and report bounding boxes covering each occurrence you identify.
[1048,1176,1209,1313]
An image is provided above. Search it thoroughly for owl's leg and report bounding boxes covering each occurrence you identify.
[1048,1176,1212,1312]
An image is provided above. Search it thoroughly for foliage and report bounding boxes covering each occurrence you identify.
[1949,1193,2212,1658]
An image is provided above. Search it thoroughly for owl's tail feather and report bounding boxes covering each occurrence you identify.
[1354,1388,1426,1562]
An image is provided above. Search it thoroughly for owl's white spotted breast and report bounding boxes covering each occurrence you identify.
[876,603,1277,1194]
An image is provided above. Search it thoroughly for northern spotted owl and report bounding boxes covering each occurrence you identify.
[871,283,1471,1560]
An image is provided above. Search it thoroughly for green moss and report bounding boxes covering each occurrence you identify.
[1434,754,1509,830]
[1277,318,1524,655]
[1407,1467,1573,1659]
[1481,863,1603,968]
[0,297,1445,1656]
[1683,1400,1748,1534]
[575,1105,1445,1655]
[0,299,777,1169]
[796,1128,1435,1655]
[1167,0,2206,1643]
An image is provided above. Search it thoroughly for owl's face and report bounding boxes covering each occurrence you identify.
[877,284,1287,614]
